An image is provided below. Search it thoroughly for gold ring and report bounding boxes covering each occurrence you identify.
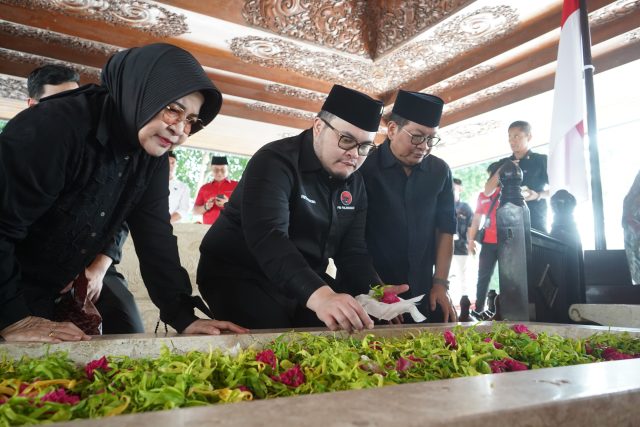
[48,329,56,337]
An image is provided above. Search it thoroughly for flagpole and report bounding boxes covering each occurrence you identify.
[578,0,606,250]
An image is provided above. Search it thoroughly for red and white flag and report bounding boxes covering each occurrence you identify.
[548,0,589,202]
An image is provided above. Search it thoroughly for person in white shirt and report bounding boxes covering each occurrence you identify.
[168,151,191,223]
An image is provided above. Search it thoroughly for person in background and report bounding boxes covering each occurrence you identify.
[26,64,80,107]
[168,151,191,223]
[622,170,640,284]
[197,85,403,332]
[0,43,247,343]
[193,156,238,225]
[493,121,549,232]
[449,178,474,299]
[360,90,457,323]
[468,161,503,312]
[26,64,144,334]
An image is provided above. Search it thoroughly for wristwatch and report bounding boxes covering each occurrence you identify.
[432,277,450,290]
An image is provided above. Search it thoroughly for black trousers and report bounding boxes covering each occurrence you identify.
[96,265,145,334]
[198,274,323,330]
[475,243,498,311]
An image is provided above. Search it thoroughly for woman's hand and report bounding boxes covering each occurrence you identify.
[0,316,91,343]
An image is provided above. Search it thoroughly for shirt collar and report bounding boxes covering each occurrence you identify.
[380,138,431,172]
[510,150,532,161]
[300,129,323,173]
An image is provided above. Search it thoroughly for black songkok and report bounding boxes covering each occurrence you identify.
[392,90,444,128]
[320,85,383,132]
[211,156,228,165]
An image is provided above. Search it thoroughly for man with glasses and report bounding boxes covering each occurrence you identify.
[193,156,238,224]
[197,85,396,331]
[359,90,458,322]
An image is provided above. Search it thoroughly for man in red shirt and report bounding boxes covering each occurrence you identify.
[468,161,503,312]
[193,156,238,224]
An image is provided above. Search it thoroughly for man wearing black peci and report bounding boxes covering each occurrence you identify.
[359,90,458,323]
[197,85,405,332]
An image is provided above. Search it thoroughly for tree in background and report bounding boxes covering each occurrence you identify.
[172,147,249,199]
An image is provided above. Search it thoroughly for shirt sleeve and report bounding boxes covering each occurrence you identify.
[126,158,198,333]
[435,167,457,234]
[101,223,130,264]
[194,185,206,206]
[240,150,326,305]
[177,184,191,218]
[0,108,75,330]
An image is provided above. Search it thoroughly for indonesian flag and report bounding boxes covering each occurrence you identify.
[548,0,589,202]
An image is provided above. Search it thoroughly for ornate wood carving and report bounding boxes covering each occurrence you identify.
[246,101,316,121]
[231,6,519,93]
[0,74,28,100]
[443,82,518,113]
[242,0,371,57]
[0,0,188,38]
[241,0,476,59]
[375,0,474,56]
[265,83,326,102]
[590,0,640,27]
[423,65,496,97]
[0,20,120,57]
[0,48,101,80]
[441,119,502,144]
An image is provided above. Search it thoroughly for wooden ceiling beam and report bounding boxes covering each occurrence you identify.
[434,7,640,104]
[381,0,616,103]
[0,3,333,93]
[221,96,313,129]
[440,31,640,127]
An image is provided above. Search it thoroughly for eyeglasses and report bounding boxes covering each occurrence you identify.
[162,103,203,135]
[401,128,441,147]
[320,118,376,156]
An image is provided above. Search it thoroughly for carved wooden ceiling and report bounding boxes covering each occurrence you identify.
[0,0,639,162]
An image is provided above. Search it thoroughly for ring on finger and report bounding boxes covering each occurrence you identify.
[48,327,56,337]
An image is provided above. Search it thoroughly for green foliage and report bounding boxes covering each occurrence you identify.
[452,159,498,205]
[171,148,249,199]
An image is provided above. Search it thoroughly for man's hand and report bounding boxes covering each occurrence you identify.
[307,286,374,332]
[214,195,229,208]
[0,316,91,343]
[182,319,249,335]
[85,254,113,303]
[430,283,458,323]
[468,240,477,255]
[204,198,215,211]
[524,188,539,202]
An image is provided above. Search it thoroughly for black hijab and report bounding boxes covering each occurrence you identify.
[101,43,222,144]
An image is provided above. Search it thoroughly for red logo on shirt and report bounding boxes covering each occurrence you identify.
[340,191,352,206]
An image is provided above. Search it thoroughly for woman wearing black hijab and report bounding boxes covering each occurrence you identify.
[0,43,248,342]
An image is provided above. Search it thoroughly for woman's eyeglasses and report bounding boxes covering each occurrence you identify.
[320,118,376,156]
[162,103,203,135]
[401,128,441,147]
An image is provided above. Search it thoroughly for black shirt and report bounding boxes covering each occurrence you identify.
[454,200,474,255]
[198,129,379,311]
[502,150,549,232]
[0,90,198,332]
[360,140,457,299]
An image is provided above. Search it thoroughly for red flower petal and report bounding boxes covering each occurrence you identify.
[256,349,278,370]
[381,292,401,304]
[443,331,457,349]
[271,365,305,387]
[85,356,111,380]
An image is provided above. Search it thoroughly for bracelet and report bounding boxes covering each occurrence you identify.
[432,277,450,289]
